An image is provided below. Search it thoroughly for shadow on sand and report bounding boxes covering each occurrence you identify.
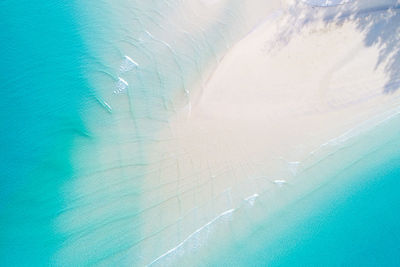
[272,0,400,93]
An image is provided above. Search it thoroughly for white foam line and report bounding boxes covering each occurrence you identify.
[244,193,259,206]
[124,55,139,67]
[244,193,259,202]
[103,101,112,111]
[273,179,287,185]
[148,208,235,266]
[310,106,400,156]
[118,77,128,86]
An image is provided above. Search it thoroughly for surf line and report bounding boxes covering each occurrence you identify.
[148,208,236,266]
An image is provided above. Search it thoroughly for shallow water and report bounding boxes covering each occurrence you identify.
[197,115,400,266]
[1,0,400,266]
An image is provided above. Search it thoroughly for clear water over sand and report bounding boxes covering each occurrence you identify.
[1,0,400,266]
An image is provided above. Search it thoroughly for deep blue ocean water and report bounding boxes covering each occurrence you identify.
[1,1,400,266]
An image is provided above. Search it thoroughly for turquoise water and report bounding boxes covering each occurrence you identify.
[198,117,400,266]
[1,0,400,266]
[0,1,92,265]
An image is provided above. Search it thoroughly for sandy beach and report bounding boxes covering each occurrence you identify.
[138,1,400,264]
